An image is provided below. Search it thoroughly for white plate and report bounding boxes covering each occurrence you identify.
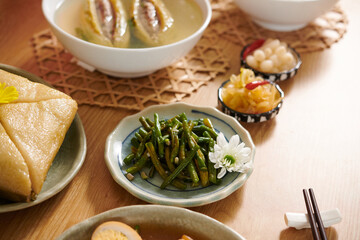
[0,64,87,213]
[56,205,246,240]
[105,103,255,207]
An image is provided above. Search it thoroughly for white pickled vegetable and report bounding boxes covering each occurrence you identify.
[246,55,258,69]
[253,49,266,61]
[245,38,297,73]
[260,60,274,72]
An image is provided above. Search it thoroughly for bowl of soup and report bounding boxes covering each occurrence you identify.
[42,0,211,78]
[56,205,245,240]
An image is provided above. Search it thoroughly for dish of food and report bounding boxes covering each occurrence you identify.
[218,68,284,123]
[0,64,86,213]
[43,0,211,78]
[105,102,255,207]
[56,205,246,240]
[241,39,302,82]
[56,0,204,48]
[221,68,283,114]
[123,112,252,191]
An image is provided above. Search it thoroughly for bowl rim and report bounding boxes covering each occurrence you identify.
[235,0,332,3]
[240,41,302,78]
[42,0,212,52]
[56,205,246,240]
[218,79,284,117]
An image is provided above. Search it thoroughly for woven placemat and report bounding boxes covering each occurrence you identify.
[31,1,347,110]
[210,0,348,53]
[31,28,229,110]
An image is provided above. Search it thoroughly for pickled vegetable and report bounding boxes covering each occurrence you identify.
[245,39,297,73]
[222,68,282,114]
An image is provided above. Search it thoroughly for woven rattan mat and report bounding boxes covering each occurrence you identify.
[31,1,347,110]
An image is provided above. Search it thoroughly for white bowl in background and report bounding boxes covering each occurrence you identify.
[42,0,211,78]
[233,0,339,32]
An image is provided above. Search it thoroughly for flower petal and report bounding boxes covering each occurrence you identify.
[216,132,227,147]
[228,134,240,148]
[217,167,227,179]
[0,83,19,103]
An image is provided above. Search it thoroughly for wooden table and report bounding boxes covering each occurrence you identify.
[0,0,359,239]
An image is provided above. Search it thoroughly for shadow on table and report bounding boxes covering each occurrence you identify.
[241,118,277,146]
[279,226,338,240]
[190,182,246,223]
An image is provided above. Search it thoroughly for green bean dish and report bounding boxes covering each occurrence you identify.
[124,113,220,189]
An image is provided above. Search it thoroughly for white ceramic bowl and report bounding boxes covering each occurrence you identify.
[42,0,212,78]
[233,0,339,31]
[56,205,246,239]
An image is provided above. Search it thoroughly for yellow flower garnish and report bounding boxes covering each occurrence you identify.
[0,83,19,103]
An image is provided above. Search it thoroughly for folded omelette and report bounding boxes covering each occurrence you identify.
[0,69,78,202]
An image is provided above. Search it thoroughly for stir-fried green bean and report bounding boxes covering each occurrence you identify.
[146,142,186,189]
[123,153,135,165]
[165,146,176,172]
[193,125,218,139]
[123,112,223,190]
[139,116,152,131]
[131,137,140,148]
[170,134,179,163]
[138,128,148,138]
[203,118,214,130]
[161,145,200,189]
[145,117,154,127]
[135,132,143,142]
[204,131,218,184]
[126,151,149,174]
[154,113,164,159]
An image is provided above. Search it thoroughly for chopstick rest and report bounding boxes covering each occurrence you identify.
[284,208,342,230]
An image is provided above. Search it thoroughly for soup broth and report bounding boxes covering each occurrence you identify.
[55,0,204,48]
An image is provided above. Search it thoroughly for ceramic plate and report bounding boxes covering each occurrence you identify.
[0,64,87,213]
[56,205,246,240]
[105,103,255,207]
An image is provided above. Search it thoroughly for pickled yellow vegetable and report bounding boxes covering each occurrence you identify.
[222,68,282,114]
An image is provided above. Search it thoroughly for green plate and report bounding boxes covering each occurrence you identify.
[105,102,255,207]
[0,64,87,212]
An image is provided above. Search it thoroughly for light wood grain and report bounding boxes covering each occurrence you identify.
[1,0,360,239]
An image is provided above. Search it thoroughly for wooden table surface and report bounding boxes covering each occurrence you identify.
[0,0,359,239]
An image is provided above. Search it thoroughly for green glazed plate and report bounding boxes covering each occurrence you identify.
[0,64,87,213]
[105,102,255,207]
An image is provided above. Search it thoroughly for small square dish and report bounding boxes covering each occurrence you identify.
[104,102,255,207]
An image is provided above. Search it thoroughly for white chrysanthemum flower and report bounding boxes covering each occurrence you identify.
[209,132,252,179]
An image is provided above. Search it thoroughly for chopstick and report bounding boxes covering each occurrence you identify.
[303,188,328,240]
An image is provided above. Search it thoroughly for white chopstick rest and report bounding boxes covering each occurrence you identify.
[284,208,342,230]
